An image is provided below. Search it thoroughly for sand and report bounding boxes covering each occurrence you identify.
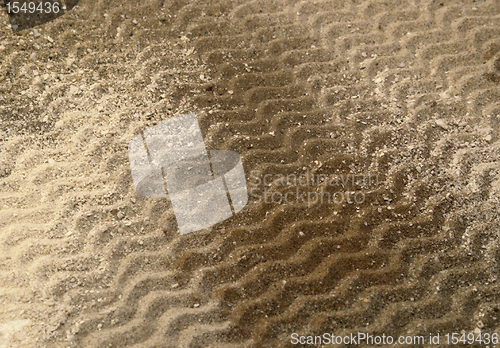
[1,0,500,347]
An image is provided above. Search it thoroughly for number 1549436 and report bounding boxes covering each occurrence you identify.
[6,2,60,14]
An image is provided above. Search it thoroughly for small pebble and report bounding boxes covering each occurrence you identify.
[29,52,37,61]
[435,119,448,130]
[33,29,40,39]
[220,228,225,234]
[116,211,124,219]
[32,76,42,87]
[69,85,79,95]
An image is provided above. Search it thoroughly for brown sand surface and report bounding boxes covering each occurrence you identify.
[1,0,500,347]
